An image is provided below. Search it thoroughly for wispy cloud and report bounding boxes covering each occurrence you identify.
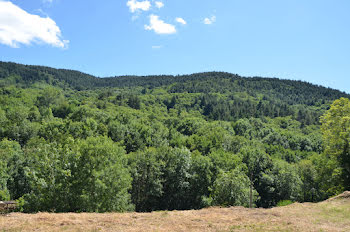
[203,15,216,25]
[126,0,151,13]
[152,45,162,49]
[155,1,164,9]
[175,17,187,25]
[35,8,49,17]
[0,1,68,48]
[131,14,139,21]
[145,14,176,34]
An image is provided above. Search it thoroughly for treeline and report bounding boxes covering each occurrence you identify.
[0,62,348,102]
[0,62,348,213]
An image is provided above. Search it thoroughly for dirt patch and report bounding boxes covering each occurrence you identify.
[327,191,350,201]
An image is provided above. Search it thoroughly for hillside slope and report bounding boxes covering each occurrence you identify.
[0,61,349,213]
[1,192,349,232]
[1,61,349,124]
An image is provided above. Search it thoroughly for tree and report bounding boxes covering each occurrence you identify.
[320,98,350,189]
[188,151,213,209]
[22,136,133,212]
[159,147,193,210]
[22,137,76,212]
[298,159,320,202]
[241,146,274,207]
[272,161,302,203]
[36,87,63,108]
[0,139,26,201]
[72,137,133,212]
[129,148,164,212]
[127,95,141,109]
[212,168,258,207]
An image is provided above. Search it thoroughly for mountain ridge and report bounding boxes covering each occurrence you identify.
[0,61,348,96]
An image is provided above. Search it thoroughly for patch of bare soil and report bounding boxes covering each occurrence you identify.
[327,191,350,201]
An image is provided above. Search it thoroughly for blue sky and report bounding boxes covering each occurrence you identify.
[0,0,349,93]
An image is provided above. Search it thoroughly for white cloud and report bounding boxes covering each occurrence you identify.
[175,17,187,25]
[155,1,164,9]
[203,15,216,25]
[42,0,53,3]
[127,0,151,13]
[0,1,68,48]
[144,15,176,34]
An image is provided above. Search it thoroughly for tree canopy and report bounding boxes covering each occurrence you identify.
[0,61,348,212]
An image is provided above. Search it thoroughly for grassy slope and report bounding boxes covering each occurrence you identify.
[1,192,349,232]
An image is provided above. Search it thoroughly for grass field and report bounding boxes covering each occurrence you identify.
[1,192,349,232]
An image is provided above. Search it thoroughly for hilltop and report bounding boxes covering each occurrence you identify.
[0,61,348,95]
[1,192,349,232]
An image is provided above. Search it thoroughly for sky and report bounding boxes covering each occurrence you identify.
[0,0,349,93]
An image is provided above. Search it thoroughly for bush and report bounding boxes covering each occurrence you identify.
[277,200,293,207]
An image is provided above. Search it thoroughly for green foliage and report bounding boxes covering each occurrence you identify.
[0,139,23,201]
[0,61,349,212]
[22,138,75,212]
[276,200,293,207]
[72,137,133,212]
[36,87,63,108]
[127,95,141,109]
[321,98,350,189]
[212,168,258,207]
[272,161,302,203]
[129,148,164,212]
[129,147,214,212]
[22,137,133,212]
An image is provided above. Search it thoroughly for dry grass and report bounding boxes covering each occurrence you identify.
[1,193,350,232]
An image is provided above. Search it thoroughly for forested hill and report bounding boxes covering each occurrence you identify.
[1,61,348,125]
[1,61,350,213]
[0,61,348,100]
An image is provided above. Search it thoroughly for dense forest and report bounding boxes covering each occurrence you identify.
[0,61,349,213]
